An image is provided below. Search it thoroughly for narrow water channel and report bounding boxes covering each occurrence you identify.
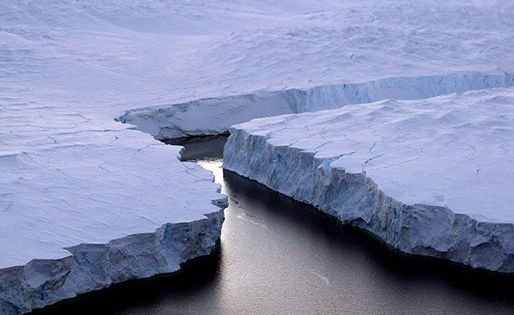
[34,136,514,315]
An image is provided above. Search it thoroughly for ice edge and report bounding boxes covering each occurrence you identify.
[0,209,225,315]
[223,128,514,273]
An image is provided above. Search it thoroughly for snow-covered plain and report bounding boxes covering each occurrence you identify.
[1,0,514,312]
[224,88,514,272]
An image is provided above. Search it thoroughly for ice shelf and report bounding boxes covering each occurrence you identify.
[0,110,226,314]
[121,72,514,140]
[224,88,514,272]
[2,0,514,312]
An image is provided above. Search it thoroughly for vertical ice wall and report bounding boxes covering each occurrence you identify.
[223,89,514,273]
[120,72,514,140]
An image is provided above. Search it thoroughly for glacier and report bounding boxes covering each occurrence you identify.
[2,0,514,312]
[224,88,514,272]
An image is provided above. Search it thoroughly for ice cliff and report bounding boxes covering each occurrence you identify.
[120,72,514,140]
[0,213,223,314]
[224,88,514,273]
[0,117,226,314]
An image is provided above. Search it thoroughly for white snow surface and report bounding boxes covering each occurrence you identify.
[224,88,514,271]
[1,0,514,116]
[227,89,514,223]
[0,113,224,269]
[1,0,514,283]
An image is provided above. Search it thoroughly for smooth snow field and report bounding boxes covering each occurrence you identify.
[1,0,514,312]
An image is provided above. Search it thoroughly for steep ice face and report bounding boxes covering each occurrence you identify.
[0,101,227,314]
[224,88,514,272]
[0,212,224,315]
[120,72,514,139]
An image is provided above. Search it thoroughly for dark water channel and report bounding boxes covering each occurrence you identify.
[34,136,514,315]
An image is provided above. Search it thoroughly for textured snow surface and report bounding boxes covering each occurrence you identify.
[0,101,227,313]
[108,0,514,135]
[224,88,514,272]
[2,0,514,311]
[2,0,514,119]
[0,119,225,269]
